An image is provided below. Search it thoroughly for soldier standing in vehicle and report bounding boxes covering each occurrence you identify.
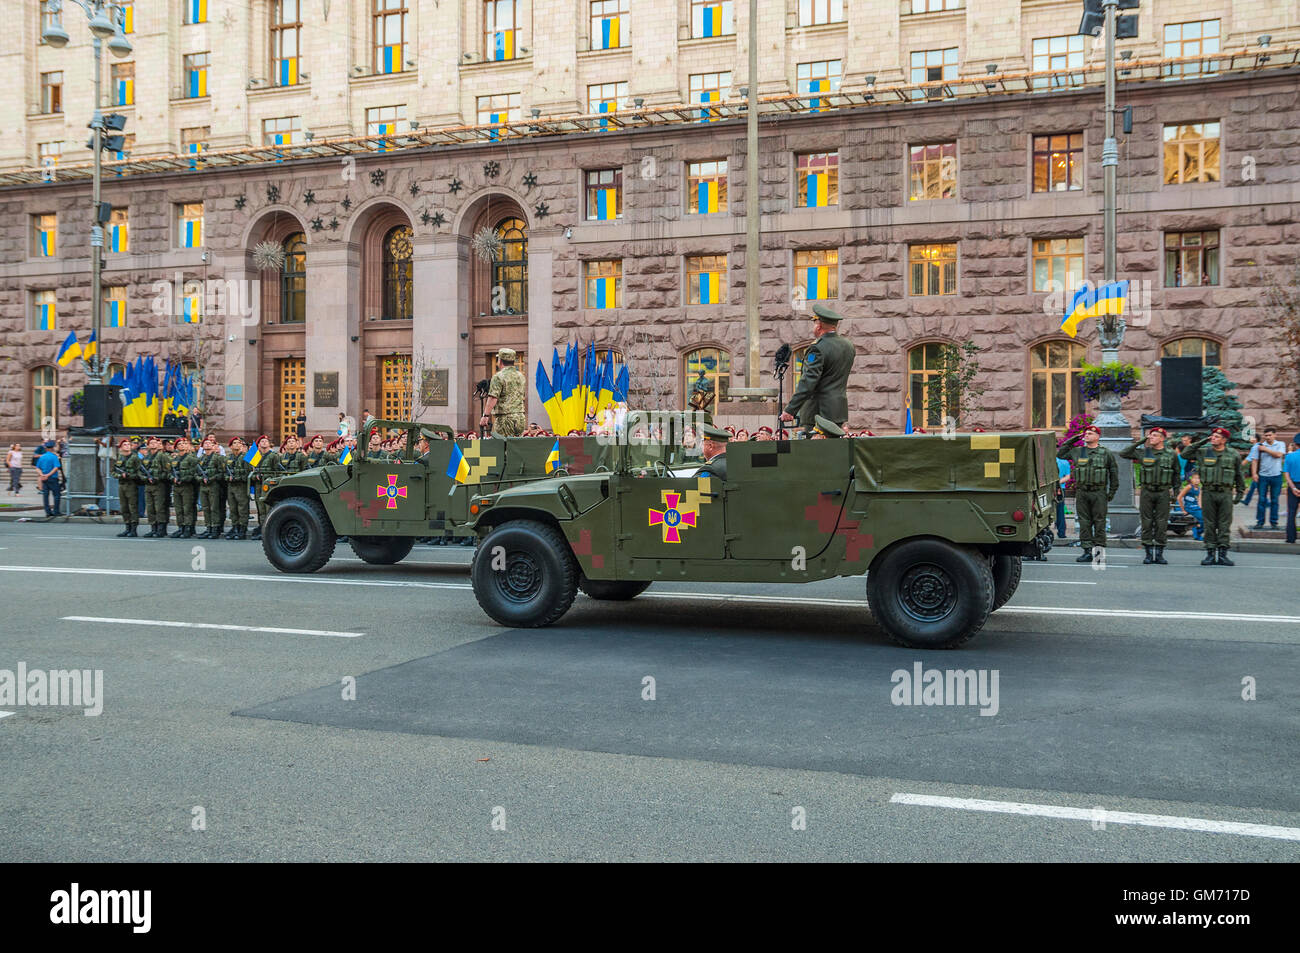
[480,347,526,437]
[780,304,855,433]
[225,437,252,540]
[112,437,142,538]
[169,436,199,539]
[1120,426,1180,565]
[1057,424,1118,563]
[1181,427,1245,566]
[249,434,274,541]
[697,424,730,482]
[197,434,227,539]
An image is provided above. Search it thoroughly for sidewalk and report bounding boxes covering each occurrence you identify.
[1054,493,1297,554]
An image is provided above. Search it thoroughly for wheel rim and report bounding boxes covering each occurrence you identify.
[500,550,543,603]
[898,562,957,622]
[279,517,309,556]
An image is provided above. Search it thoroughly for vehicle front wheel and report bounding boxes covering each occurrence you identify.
[866,539,993,649]
[578,577,651,600]
[349,535,415,565]
[990,554,1022,612]
[471,520,578,627]
[262,497,337,573]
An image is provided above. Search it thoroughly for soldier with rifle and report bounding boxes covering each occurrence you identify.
[141,435,172,538]
[112,437,142,538]
[224,437,253,540]
[197,434,227,539]
[1180,427,1245,566]
[169,436,200,539]
[249,434,274,541]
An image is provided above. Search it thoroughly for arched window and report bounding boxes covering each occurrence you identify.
[1030,340,1085,429]
[491,217,528,314]
[792,343,812,387]
[382,224,413,320]
[908,342,950,427]
[281,231,306,323]
[31,365,58,430]
[1161,336,1221,367]
[684,347,730,413]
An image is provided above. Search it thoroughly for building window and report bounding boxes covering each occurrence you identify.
[184,52,209,98]
[1032,133,1083,193]
[691,0,733,38]
[591,0,628,49]
[492,217,528,314]
[794,249,838,301]
[687,160,727,214]
[181,126,208,169]
[272,0,302,86]
[379,355,412,424]
[684,348,730,414]
[108,208,129,254]
[177,202,203,248]
[366,104,406,135]
[690,71,731,122]
[179,282,203,324]
[1164,230,1219,288]
[118,1,133,34]
[1030,341,1085,429]
[110,63,134,106]
[1163,122,1220,184]
[909,142,957,200]
[584,259,621,309]
[40,71,63,113]
[797,60,841,112]
[904,0,963,11]
[910,47,958,100]
[40,0,62,35]
[104,286,128,328]
[909,243,958,296]
[485,0,519,61]
[585,169,623,221]
[686,255,726,305]
[908,343,952,428]
[373,0,407,73]
[32,366,59,431]
[588,81,627,129]
[798,0,844,26]
[37,142,62,171]
[31,290,57,330]
[1031,35,1084,89]
[1161,336,1221,367]
[382,225,414,320]
[1032,237,1084,293]
[33,214,56,257]
[280,232,307,323]
[796,152,838,208]
[477,93,519,140]
[184,0,207,25]
[263,116,302,146]
[1163,20,1219,78]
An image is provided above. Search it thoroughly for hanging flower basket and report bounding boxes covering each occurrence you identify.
[1079,361,1142,402]
[68,390,86,416]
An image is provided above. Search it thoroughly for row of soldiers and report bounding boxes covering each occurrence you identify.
[110,432,345,540]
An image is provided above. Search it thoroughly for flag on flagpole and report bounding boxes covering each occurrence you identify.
[446,443,470,494]
[546,439,561,473]
[56,331,81,367]
[83,329,97,361]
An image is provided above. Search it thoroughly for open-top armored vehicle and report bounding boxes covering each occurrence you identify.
[465,417,1059,649]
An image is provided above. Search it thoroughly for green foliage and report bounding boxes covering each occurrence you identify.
[1264,266,1300,421]
[923,341,985,427]
[1201,366,1250,453]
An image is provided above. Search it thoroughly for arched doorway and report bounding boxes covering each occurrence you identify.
[465,201,530,410]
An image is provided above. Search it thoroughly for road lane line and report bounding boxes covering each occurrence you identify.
[0,711,14,719]
[0,565,468,590]
[61,616,363,638]
[890,793,1300,842]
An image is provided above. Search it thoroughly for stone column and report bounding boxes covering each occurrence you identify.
[1096,319,1139,537]
[213,252,259,434]
[527,238,556,427]
[413,232,468,429]
[304,240,357,435]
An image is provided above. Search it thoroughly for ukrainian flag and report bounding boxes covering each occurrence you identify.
[189,0,206,24]
[446,443,470,494]
[122,3,132,33]
[493,31,514,61]
[806,266,829,300]
[183,217,202,248]
[382,44,402,74]
[37,300,55,330]
[806,172,829,207]
[596,352,615,414]
[106,297,124,327]
[116,76,133,106]
[83,330,97,361]
[279,56,298,87]
[56,331,81,367]
[38,226,54,257]
[807,78,825,113]
[592,275,617,309]
[698,271,720,304]
[696,180,719,214]
[904,393,914,434]
[488,112,504,142]
[598,99,615,131]
[188,66,206,98]
[183,293,202,323]
[339,446,352,465]
[187,142,204,171]
[243,444,262,467]
[599,16,620,49]
[698,90,719,123]
[110,220,126,252]
[1061,280,1128,338]
[694,3,730,37]
[546,440,561,473]
[536,357,565,434]
[595,187,617,220]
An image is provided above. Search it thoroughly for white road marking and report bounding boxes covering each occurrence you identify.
[890,793,1300,842]
[62,615,363,638]
[998,605,1300,625]
[0,565,467,591]
[0,710,14,719]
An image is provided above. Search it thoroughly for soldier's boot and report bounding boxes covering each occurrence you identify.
[126,523,138,538]
[1143,545,1154,564]
[142,523,157,538]
[249,526,262,540]
[169,524,186,538]
[210,522,224,539]
[223,526,239,540]
[156,524,169,539]
[236,527,248,540]
[1201,550,1217,566]
[1216,547,1235,566]
[1075,548,1093,563]
[116,523,133,538]
[183,525,196,539]
[1154,546,1167,565]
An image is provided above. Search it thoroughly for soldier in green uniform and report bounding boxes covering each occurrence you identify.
[225,437,252,540]
[112,437,142,537]
[1057,424,1119,563]
[480,347,527,437]
[1120,425,1181,565]
[780,303,856,433]
[305,435,335,469]
[1181,426,1245,566]
[141,435,172,538]
[697,424,730,482]
[169,436,200,539]
[277,434,308,474]
[249,434,274,541]
[365,430,386,462]
[196,435,227,539]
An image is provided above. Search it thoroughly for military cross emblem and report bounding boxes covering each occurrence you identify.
[648,491,698,543]
[377,474,408,509]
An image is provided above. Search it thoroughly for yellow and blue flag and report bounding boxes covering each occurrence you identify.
[696,179,719,214]
[243,444,262,467]
[698,271,720,304]
[492,31,513,61]
[1062,280,1128,338]
[339,446,352,465]
[805,171,829,207]
[599,16,620,49]
[904,393,914,434]
[56,331,81,367]
[83,329,97,361]
[446,443,470,494]
[547,440,561,473]
[806,266,829,300]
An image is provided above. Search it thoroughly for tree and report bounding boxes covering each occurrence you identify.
[1263,265,1300,421]
[923,341,985,428]
[1201,366,1250,453]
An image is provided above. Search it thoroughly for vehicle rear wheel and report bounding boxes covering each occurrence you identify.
[349,535,415,565]
[990,554,1022,612]
[262,497,336,573]
[866,539,993,649]
[578,577,651,600]
[471,520,578,627]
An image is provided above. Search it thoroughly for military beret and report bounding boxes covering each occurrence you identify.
[117,437,132,446]
[757,426,773,434]
[699,423,731,441]
[812,303,843,324]
[256,434,270,444]
[1211,427,1231,438]
[1148,427,1168,437]
[229,437,244,446]
[1084,424,1101,435]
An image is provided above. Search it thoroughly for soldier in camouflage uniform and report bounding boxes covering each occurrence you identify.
[142,435,172,538]
[1119,425,1181,565]
[169,436,200,539]
[224,437,252,540]
[305,434,335,469]
[277,434,308,474]
[1181,427,1245,566]
[197,435,227,539]
[1057,424,1119,563]
[249,434,274,540]
[480,347,526,437]
[112,437,142,537]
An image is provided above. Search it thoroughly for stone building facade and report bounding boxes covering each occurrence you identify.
[3,0,1298,441]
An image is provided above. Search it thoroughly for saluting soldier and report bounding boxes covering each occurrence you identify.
[1120,426,1181,565]
[1181,427,1245,566]
[481,347,527,437]
[112,437,142,538]
[169,436,200,538]
[1057,424,1119,563]
[197,435,227,539]
[141,435,172,538]
[780,304,855,433]
[249,434,274,541]
[225,437,253,540]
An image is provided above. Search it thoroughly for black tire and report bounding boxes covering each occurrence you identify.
[990,554,1022,612]
[349,535,415,565]
[471,520,578,627]
[262,497,336,573]
[579,577,651,600]
[866,539,993,649]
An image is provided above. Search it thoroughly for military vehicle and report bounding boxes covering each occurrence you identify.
[464,419,1059,649]
[258,417,702,573]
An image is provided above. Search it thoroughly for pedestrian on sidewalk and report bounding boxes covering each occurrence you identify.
[1177,473,1204,541]
[1055,456,1071,539]
[1247,428,1286,529]
[1284,434,1300,545]
[35,441,63,517]
[6,443,22,495]
[1240,435,1260,507]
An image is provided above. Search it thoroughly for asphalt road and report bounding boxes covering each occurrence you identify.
[0,525,1297,862]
